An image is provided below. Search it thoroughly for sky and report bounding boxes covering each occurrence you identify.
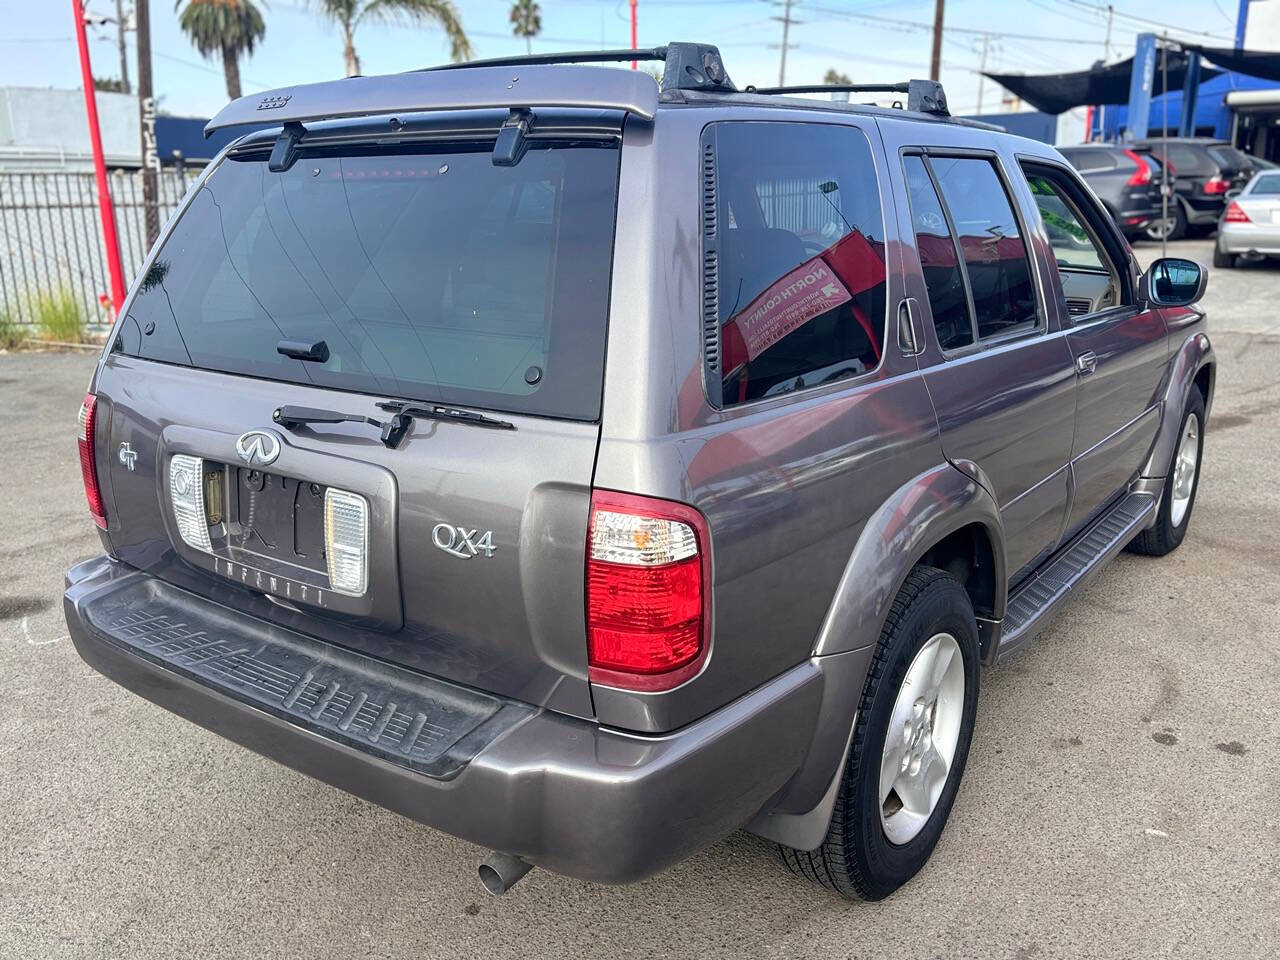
[0,0,1244,120]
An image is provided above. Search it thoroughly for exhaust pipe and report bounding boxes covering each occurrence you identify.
[478,851,533,895]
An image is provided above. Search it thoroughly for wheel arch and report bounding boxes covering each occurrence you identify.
[1143,328,1215,479]
[747,463,1005,850]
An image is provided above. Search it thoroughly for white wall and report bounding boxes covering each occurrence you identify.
[1245,0,1280,51]
[0,87,140,171]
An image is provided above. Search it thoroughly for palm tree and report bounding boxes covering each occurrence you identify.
[175,0,266,102]
[311,0,472,77]
[509,0,541,55]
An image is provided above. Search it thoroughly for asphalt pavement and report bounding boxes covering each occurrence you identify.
[0,237,1276,959]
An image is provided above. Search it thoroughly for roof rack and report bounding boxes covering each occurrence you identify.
[744,79,950,116]
[419,42,737,95]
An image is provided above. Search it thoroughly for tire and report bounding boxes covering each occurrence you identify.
[1128,388,1205,557]
[777,566,981,901]
[1213,244,1236,269]
[1145,201,1186,242]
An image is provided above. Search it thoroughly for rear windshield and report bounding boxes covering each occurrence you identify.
[1208,145,1251,171]
[1249,173,1280,195]
[114,139,621,420]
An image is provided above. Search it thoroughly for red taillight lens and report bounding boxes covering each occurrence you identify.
[78,393,106,529]
[586,490,710,691]
[1123,149,1151,186]
[1223,201,1251,223]
[1204,176,1230,195]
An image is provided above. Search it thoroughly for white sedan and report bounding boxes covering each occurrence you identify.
[1215,170,1280,267]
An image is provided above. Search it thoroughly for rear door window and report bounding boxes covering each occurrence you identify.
[114,139,621,421]
[903,155,974,351]
[927,156,1039,341]
[707,121,888,406]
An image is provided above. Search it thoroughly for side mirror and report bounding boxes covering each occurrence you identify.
[1225,187,1243,200]
[1139,257,1207,308]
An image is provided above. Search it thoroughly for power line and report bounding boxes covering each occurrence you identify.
[1052,0,1234,43]
[803,7,1105,45]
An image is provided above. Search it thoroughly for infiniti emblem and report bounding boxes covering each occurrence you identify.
[235,429,282,466]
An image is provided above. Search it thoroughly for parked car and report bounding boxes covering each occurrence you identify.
[1214,170,1280,267]
[1057,143,1164,238]
[63,43,1215,902]
[1133,137,1254,241]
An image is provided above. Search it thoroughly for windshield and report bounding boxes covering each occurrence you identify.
[114,139,621,420]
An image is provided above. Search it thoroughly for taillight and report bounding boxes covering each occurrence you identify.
[1224,201,1251,223]
[586,490,710,692]
[77,393,106,529]
[1204,176,1230,195]
[1123,149,1151,186]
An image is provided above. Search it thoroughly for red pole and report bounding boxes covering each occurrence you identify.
[630,0,638,70]
[72,0,127,315]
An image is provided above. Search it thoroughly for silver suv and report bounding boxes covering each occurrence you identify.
[63,43,1214,900]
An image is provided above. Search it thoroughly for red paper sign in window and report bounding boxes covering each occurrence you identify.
[722,256,852,375]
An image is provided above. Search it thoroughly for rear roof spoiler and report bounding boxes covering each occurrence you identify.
[203,63,661,137]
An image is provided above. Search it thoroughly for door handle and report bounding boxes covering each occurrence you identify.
[1075,351,1098,376]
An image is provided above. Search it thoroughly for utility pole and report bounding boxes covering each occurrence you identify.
[1103,4,1114,61]
[134,0,159,247]
[976,34,989,114]
[929,0,944,82]
[629,0,637,70]
[114,0,130,93]
[772,0,799,87]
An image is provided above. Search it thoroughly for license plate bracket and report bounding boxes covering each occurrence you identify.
[232,467,327,571]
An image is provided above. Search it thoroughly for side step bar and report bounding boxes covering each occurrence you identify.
[994,491,1157,663]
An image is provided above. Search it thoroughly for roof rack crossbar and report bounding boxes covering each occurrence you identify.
[417,42,736,95]
[744,78,949,116]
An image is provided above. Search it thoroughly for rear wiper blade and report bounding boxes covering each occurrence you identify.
[273,404,409,448]
[376,400,516,432]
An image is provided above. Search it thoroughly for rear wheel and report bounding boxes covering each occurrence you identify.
[1129,388,1205,556]
[1213,244,1236,269]
[1146,201,1186,242]
[777,566,980,900]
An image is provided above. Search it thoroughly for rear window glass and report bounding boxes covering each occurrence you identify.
[1208,145,1251,171]
[114,139,621,420]
[709,122,888,406]
[1249,173,1280,195]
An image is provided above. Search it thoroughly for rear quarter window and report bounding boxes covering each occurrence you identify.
[705,121,888,406]
[114,139,621,421]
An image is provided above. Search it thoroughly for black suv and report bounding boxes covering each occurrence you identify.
[1133,137,1254,241]
[1057,143,1164,239]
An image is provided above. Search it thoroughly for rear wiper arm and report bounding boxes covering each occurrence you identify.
[376,400,516,432]
[272,401,516,450]
[273,404,410,448]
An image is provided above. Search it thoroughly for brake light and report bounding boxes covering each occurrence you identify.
[1123,149,1151,186]
[586,490,710,692]
[77,393,106,529]
[1224,201,1251,223]
[1205,176,1230,195]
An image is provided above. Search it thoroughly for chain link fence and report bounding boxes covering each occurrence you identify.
[0,168,200,334]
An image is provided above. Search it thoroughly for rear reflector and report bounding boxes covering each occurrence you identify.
[77,393,106,529]
[324,488,369,596]
[586,490,710,692]
[1224,201,1251,223]
[169,454,211,551]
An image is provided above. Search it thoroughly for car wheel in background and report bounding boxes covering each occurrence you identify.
[1129,388,1205,557]
[1145,201,1186,242]
[1213,244,1236,268]
[777,566,980,901]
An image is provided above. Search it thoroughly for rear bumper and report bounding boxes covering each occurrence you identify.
[64,556,825,884]
[1217,221,1280,255]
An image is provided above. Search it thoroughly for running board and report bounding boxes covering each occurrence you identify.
[994,491,1157,663]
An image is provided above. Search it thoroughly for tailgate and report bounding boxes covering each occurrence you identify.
[96,357,600,718]
[90,124,622,720]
